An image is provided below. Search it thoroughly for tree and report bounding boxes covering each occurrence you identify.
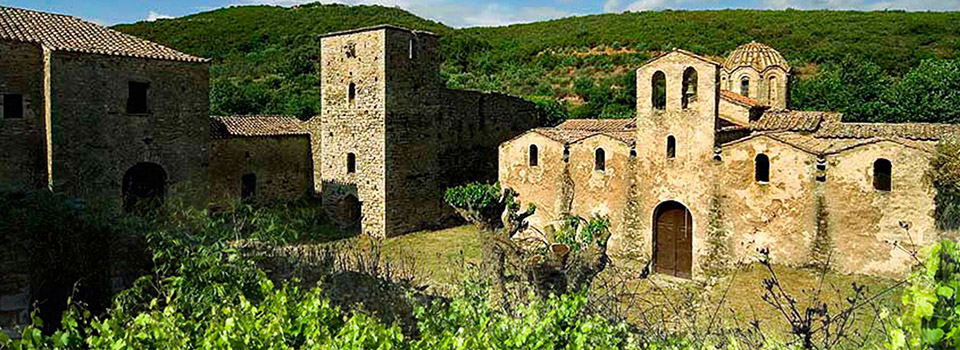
[883,59,960,124]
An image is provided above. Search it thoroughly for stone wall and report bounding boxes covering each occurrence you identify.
[622,51,721,276]
[319,29,388,235]
[499,132,568,229]
[566,135,633,241]
[209,136,313,206]
[48,51,209,209]
[824,140,937,276]
[718,97,750,126]
[720,135,819,266]
[321,27,539,237]
[0,238,30,338]
[0,40,46,190]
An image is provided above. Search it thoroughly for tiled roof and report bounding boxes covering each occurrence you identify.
[750,110,832,132]
[0,6,205,62]
[319,24,438,38]
[723,41,791,72]
[210,116,308,139]
[646,48,722,68]
[815,121,960,141]
[531,128,635,145]
[556,118,636,132]
[720,89,759,108]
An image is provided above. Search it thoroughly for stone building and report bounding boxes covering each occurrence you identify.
[0,6,209,336]
[500,43,960,278]
[317,25,539,237]
[0,6,210,211]
[209,116,313,206]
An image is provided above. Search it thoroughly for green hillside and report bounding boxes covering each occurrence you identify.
[115,4,960,123]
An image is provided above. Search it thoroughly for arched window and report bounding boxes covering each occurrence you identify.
[241,173,256,199]
[347,153,356,173]
[348,82,356,105]
[755,154,770,183]
[667,136,676,159]
[768,75,778,105]
[740,77,750,98]
[529,144,539,167]
[595,148,606,171]
[652,71,666,111]
[874,159,892,191]
[408,39,414,60]
[682,67,698,109]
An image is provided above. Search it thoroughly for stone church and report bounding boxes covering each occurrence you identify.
[500,43,960,278]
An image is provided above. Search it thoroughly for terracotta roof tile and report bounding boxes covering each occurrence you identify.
[814,121,960,141]
[720,89,759,108]
[723,41,791,72]
[556,118,636,132]
[751,110,830,132]
[210,116,308,139]
[0,6,205,62]
[532,128,635,145]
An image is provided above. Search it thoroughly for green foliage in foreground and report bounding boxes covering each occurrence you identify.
[0,196,650,350]
[890,240,960,349]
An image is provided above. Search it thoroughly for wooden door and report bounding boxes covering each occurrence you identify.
[654,202,693,278]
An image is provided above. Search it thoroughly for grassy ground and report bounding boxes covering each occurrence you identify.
[308,226,902,346]
[319,225,904,345]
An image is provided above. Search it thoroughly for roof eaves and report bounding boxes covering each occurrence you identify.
[318,24,439,39]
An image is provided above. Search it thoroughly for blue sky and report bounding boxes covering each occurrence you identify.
[2,0,959,28]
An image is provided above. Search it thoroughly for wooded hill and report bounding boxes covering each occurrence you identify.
[114,3,960,124]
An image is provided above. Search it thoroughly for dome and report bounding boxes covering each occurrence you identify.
[723,41,791,72]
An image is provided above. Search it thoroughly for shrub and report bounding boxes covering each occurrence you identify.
[890,240,960,349]
[928,137,960,231]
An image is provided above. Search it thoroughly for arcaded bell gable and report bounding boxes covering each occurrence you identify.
[500,42,960,278]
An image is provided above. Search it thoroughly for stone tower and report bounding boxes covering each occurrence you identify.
[633,49,721,278]
[317,25,538,238]
[318,25,442,237]
[720,42,791,110]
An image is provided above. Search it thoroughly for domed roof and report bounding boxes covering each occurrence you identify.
[723,41,790,72]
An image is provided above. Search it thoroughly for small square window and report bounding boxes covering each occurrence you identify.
[3,94,22,119]
[127,82,149,114]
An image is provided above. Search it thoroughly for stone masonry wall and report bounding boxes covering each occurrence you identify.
[825,140,937,277]
[621,52,721,276]
[0,40,46,190]
[321,27,538,237]
[209,136,313,207]
[319,29,387,235]
[499,132,567,229]
[566,135,633,244]
[48,52,209,209]
[0,237,30,338]
[720,135,819,266]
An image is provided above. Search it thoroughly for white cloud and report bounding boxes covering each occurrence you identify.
[146,11,173,21]
[625,0,669,10]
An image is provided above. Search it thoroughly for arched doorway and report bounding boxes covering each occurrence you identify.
[653,201,693,278]
[337,194,361,229]
[122,162,166,214]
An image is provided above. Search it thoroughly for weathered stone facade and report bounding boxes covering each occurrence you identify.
[0,7,209,335]
[209,116,314,206]
[501,43,959,278]
[318,25,539,237]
